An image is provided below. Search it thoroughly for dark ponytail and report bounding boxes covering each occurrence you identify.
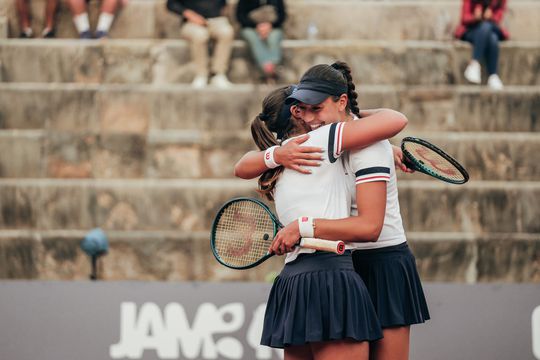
[250,85,297,201]
[331,61,361,117]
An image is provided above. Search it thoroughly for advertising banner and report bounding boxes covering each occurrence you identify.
[0,282,539,360]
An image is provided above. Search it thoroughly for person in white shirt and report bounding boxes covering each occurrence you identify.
[243,84,407,360]
[236,62,429,360]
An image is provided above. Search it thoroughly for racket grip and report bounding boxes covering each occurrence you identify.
[299,238,346,255]
[402,155,416,171]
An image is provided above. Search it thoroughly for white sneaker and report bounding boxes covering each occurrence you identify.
[191,75,207,89]
[210,74,233,89]
[464,60,481,84]
[487,74,504,90]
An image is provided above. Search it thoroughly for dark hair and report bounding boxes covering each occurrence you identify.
[299,61,361,117]
[251,85,298,201]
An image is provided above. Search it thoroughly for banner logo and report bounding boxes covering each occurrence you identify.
[110,302,282,359]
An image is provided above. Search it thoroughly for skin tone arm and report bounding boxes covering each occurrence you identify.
[234,134,324,178]
[234,108,408,178]
[183,9,207,26]
[271,181,387,254]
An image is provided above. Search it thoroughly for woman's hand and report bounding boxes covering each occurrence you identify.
[483,7,493,20]
[392,145,415,173]
[474,5,483,20]
[269,221,301,255]
[274,134,324,174]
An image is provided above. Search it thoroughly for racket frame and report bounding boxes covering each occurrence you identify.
[210,197,345,270]
[401,136,469,184]
[211,197,279,270]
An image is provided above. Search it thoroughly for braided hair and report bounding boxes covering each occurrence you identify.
[331,61,361,117]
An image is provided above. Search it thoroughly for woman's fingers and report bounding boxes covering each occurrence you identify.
[294,160,322,167]
[291,134,310,144]
[296,146,323,160]
[290,165,313,174]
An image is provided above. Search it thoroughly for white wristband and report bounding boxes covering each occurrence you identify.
[264,145,280,169]
[298,216,315,238]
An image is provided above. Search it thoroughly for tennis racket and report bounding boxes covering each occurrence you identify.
[401,136,469,184]
[211,198,345,270]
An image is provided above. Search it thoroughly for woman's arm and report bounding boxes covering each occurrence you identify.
[233,134,324,179]
[270,181,387,254]
[460,0,480,26]
[341,108,407,152]
[235,108,407,179]
[491,0,506,24]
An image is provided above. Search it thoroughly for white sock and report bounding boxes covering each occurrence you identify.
[96,12,114,33]
[73,13,90,33]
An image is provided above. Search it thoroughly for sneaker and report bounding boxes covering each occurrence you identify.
[94,30,108,39]
[210,74,232,89]
[79,30,93,39]
[42,27,56,38]
[191,75,208,89]
[464,60,481,84]
[487,74,504,90]
[19,27,33,38]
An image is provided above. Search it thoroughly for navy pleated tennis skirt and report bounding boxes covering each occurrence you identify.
[352,242,430,328]
[261,251,383,348]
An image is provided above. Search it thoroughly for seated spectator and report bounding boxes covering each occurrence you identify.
[455,0,509,90]
[67,0,123,39]
[15,0,58,38]
[166,0,234,89]
[236,0,286,84]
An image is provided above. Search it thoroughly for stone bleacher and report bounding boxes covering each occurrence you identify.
[0,0,539,282]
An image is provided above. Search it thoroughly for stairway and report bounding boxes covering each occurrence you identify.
[0,0,538,282]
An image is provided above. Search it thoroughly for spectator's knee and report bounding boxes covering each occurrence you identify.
[477,21,493,36]
[219,25,234,41]
[488,33,499,46]
[186,28,210,44]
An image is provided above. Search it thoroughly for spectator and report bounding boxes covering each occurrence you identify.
[15,0,58,38]
[455,0,509,90]
[166,0,234,89]
[67,0,123,39]
[236,0,286,84]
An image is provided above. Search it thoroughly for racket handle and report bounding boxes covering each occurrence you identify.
[299,238,346,255]
[402,154,417,171]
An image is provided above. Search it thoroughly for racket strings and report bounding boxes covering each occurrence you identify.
[214,201,274,267]
[404,142,466,182]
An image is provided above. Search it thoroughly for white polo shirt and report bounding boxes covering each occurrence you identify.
[273,122,350,263]
[344,138,407,249]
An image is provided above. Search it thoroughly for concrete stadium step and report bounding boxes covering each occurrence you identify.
[1,229,538,282]
[1,84,539,133]
[1,129,540,181]
[1,39,539,86]
[0,179,539,234]
[1,0,539,41]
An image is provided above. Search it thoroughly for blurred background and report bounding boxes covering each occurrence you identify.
[0,0,538,284]
[0,0,539,358]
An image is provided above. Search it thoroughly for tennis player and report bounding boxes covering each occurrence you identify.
[247,84,407,359]
[236,62,430,360]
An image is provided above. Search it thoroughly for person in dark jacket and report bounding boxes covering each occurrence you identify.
[455,0,509,90]
[236,0,286,83]
[167,0,234,88]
